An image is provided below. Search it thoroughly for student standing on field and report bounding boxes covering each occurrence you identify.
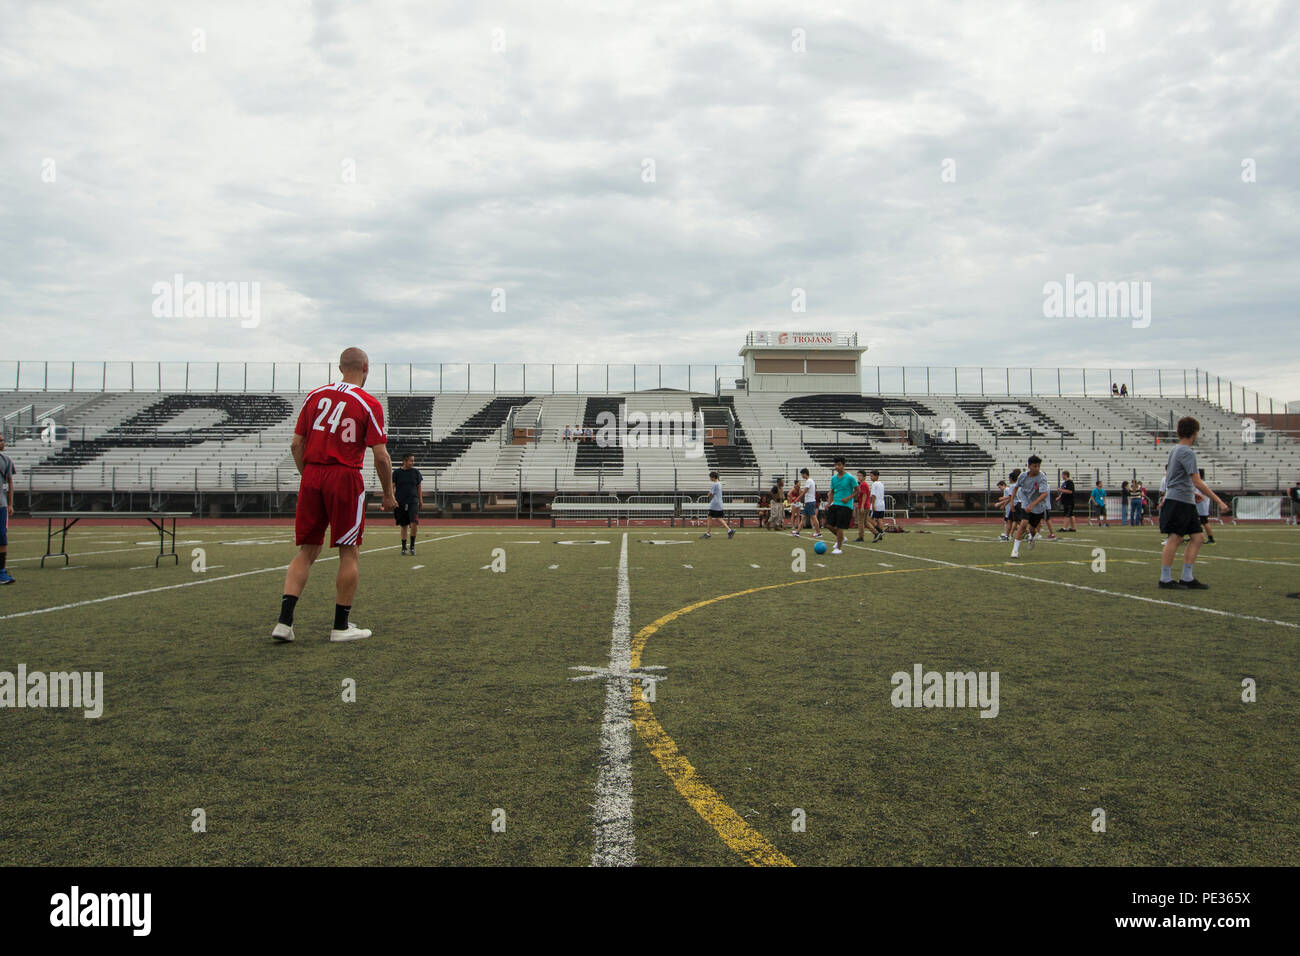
[868,470,887,543]
[767,477,787,529]
[999,468,1021,541]
[1091,481,1109,527]
[1195,467,1217,544]
[702,471,735,539]
[273,347,397,644]
[1131,480,1147,526]
[0,435,15,585]
[1058,471,1077,532]
[826,457,858,555]
[793,468,820,537]
[393,453,423,555]
[854,469,875,542]
[1159,418,1229,589]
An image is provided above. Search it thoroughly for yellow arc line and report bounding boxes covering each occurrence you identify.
[628,558,1093,865]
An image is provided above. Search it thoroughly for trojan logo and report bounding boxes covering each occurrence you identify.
[954,401,1073,439]
[777,395,994,469]
[39,394,293,469]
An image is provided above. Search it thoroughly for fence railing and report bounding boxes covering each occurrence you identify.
[2,361,1290,421]
[18,454,1299,505]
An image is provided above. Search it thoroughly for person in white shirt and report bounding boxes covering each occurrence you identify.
[867,470,887,543]
[792,468,821,537]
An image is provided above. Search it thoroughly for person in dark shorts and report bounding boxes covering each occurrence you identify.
[1195,467,1216,544]
[0,434,15,585]
[1090,481,1108,527]
[826,457,858,554]
[273,347,397,644]
[1057,471,1077,532]
[1158,417,1229,590]
[702,471,735,539]
[867,470,887,543]
[996,456,1050,558]
[392,453,423,555]
[854,469,875,542]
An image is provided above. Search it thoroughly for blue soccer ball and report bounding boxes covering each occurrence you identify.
[814,541,828,555]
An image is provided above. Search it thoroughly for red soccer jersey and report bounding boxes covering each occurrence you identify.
[294,382,386,469]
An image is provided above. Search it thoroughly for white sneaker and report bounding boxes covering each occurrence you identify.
[1028,535,1036,550]
[831,547,843,555]
[330,624,372,643]
[271,623,295,643]
[998,534,1009,541]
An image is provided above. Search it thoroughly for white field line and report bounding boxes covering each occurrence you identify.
[953,531,1300,568]
[590,531,636,867]
[845,542,1300,630]
[0,533,471,621]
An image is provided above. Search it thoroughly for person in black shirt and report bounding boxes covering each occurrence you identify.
[392,453,423,555]
[1058,471,1077,532]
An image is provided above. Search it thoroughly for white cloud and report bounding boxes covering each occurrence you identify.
[1,0,1296,400]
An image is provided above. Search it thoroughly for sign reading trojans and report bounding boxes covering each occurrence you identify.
[752,331,838,347]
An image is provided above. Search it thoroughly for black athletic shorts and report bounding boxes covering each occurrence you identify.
[826,504,853,530]
[1159,499,1202,538]
[394,503,418,526]
[1061,498,1075,516]
[708,508,724,518]
[1013,506,1043,528]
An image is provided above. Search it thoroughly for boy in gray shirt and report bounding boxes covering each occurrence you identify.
[1158,417,1229,589]
[995,456,1050,558]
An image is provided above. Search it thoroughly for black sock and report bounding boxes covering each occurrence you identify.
[0,551,6,571]
[410,530,416,545]
[334,604,351,630]
[279,594,298,626]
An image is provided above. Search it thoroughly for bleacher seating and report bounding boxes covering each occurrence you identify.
[5,386,1298,506]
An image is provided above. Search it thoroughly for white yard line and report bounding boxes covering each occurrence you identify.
[590,532,636,867]
[844,542,1300,630]
[0,533,471,621]
[952,532,1300,568]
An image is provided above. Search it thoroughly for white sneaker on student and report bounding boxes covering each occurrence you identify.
[271,623,295,643]
[831,547,843,555]
[330,624,372,643]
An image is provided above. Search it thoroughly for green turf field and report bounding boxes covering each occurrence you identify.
[1,518,1297,866]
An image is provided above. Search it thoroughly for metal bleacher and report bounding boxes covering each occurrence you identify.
[4,376,1297,515]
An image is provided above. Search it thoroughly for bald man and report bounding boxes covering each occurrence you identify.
[273,347,397,642]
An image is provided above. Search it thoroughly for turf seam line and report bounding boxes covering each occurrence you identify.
[590,532,636,867]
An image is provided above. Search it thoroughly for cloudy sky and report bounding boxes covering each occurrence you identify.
[3,0,1297,400]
